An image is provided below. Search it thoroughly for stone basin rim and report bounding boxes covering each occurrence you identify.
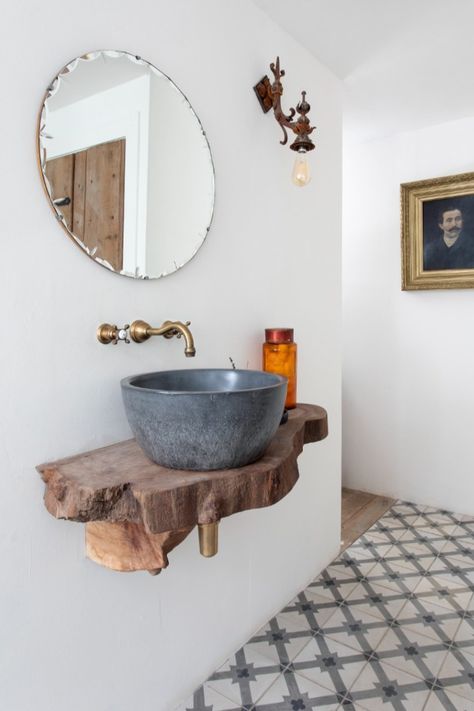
[121,368,288,396]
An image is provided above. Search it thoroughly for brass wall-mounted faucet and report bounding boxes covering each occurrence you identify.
[130,320,196,357]
[97,320,196,357]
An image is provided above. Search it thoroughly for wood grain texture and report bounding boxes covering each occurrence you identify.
[85,521,193,572]
[341,487,395,550]
[45,139,125,271]
[44,153,74,228]
[38,404,327,535]
[38,405,327,573]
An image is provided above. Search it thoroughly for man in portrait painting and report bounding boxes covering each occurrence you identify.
[424,205,474,270]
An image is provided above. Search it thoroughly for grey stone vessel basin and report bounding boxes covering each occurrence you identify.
[121,369,288,471]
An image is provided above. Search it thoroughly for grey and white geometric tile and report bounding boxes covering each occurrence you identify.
[176,682,248,711]
[442,528,474,556]
[178,501,474,711]
[436,643,474,704]
[422,687,474,711]
[342,582,408,623]
[329,554,379,581]
[397,523,457,554]
[348,659,431,710]
[428,555,474,587]
[414,574,473,613]
[438,542,474,568]
[308,566,361,603]
[409,506,466,529]
[394,597,463,644]
[252,665,342,710]
[289,635,368,697]
[357,521,405,547]
[346,532,394,564]
[381,541,437,577]
[205,643,282,708]
[223,611,315,673]
[453,614,474,648]
[314,602,389,655]
[390,501,425,514]
[374,625,449,680]
[369,514,419,541]
[359,560,423,593]
[454,520,474,536]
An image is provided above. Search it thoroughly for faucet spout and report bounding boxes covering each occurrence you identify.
[129,319,196,357]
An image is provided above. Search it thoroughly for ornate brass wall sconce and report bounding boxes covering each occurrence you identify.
[254,57,316,187]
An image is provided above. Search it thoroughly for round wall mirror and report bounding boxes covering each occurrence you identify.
[38,50,215,279]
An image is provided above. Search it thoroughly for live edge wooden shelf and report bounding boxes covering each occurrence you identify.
[37,404,328,575]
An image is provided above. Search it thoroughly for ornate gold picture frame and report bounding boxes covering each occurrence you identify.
[401,171,474,290]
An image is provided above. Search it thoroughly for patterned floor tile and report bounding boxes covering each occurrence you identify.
[359,560,422,594]
[349,658,431,710]
[358,521,404,547]
[343,582,408,622]
[316,602,389,655]
[413,508,466,530]
[182,502,474,711]
[309,566,361,603]
[437,644,474,703]
[375,626,449,680]
[239,612,316,670]
[290,635,368,697]
[394,597,462,644]
[306,559,377,600]
[371,515,419,544]
[428,556,474,587]
[252,666,342,710]
[453,615,474,648]
[280,590,339,636]
[178,682,247,710]
[344,532,394,564]
[206,644,282,708]
[398,524,457,554]
[422,687,474,710]
[438,542,474,568]
[414,575,473,613]
[388,501,424,517]
[329,553,378,581]
[381,540,437,576]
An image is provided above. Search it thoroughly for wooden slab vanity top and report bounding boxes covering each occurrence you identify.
[38,404,327,531]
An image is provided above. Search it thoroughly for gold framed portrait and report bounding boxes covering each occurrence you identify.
[401,171,474,290]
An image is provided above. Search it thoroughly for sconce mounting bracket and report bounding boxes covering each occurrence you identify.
[254,75,273,113]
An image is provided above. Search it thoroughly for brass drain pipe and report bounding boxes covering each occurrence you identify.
[198,522,219,557]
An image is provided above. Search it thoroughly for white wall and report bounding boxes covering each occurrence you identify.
[343,115,474,515]
[1,2,342,709]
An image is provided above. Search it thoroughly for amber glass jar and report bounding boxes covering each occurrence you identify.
[263,328,297,409]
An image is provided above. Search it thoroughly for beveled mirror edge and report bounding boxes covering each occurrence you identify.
[36,49,216,280]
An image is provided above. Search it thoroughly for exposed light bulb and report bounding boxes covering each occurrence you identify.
[292,150,311,187]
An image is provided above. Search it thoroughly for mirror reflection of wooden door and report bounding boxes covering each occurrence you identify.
[45,139,125,271]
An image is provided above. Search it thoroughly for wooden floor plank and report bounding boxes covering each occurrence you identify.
[341,489,374,523]
[341,488,396,551]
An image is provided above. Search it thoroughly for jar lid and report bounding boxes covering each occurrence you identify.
[265,328,294,343]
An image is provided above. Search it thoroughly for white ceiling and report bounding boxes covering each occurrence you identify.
[253,0,474,141]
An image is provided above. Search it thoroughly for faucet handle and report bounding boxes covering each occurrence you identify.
[115,325,130,344]
[172,320,191,339]
[97,323,130,345]
[161,320,191,340]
